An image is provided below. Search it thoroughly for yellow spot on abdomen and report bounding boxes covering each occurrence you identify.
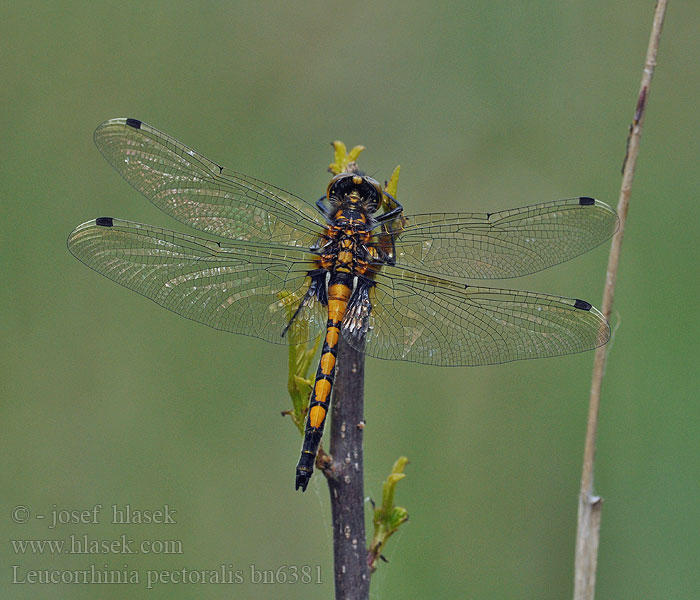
[320,352,336,375]
[315,379,332,404]
[328,299,347,322]
[326,327,340,346]
[309,405,327,428]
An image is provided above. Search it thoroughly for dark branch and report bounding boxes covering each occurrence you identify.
[326,334,370,599]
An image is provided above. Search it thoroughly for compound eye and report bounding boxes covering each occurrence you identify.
[364,176,383,210]
[326,173,346,198]
[367,177,383,201]
[326,173,345,198]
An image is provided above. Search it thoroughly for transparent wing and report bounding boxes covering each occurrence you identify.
[386,198,618,279]
[93,118,323,247]
[342,266,609,366]
[67,218,325,344]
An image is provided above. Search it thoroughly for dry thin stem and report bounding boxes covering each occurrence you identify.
[573,2,668,598]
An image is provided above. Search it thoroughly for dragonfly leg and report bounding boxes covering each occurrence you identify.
[374,193,403,223]
[315,196,331,220]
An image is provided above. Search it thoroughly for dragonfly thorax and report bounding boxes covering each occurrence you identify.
[318,219,374,275]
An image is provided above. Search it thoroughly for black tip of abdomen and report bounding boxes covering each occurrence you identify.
[295,472,310,492]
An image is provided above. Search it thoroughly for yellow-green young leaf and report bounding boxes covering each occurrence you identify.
[369,457,410,572]
[279,289,320,436]
[382,472,406,511]
[389,506,409,529]
[328,140,366,175]
[391,455,409,474]
[383,165,401,209]
[332,140,347,161]
[346,144,365,163]
[297,342,318,378]
[380,457,408,510]
[292,375,313,401]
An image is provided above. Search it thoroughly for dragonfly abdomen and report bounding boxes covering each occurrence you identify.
[295,273,353,491]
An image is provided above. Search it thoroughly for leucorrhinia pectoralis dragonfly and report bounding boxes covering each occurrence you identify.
[67,118,618,491]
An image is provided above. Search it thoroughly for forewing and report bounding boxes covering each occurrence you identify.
[93,118,322,247]
[346,266,609,366]
[67,218,325,344]
[389,198,618,279]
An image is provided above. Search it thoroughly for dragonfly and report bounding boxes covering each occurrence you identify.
[67,118,618,491]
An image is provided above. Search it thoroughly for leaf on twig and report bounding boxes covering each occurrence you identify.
[278,290,320,435]
[368,456,410,572]
[328,141,366,175]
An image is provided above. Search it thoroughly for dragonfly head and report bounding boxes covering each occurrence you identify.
[326,173,383,212]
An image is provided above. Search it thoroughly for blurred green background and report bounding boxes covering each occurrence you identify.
[2,1,698,598]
